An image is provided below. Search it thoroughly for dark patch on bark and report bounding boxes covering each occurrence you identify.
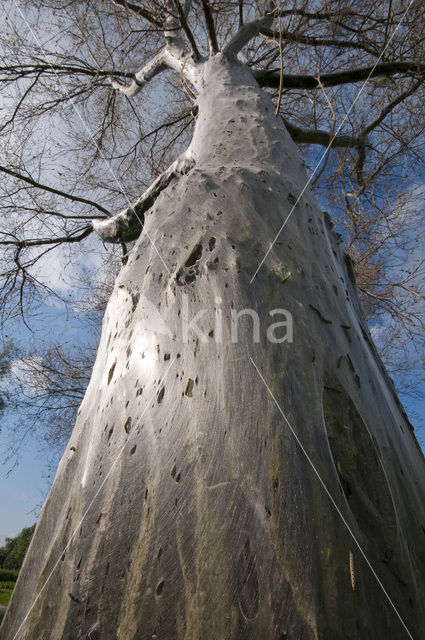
[344,252,357,286]
[184,378,194,396]
[185,243,203,267]
[157,386,165,403]
[155,579,165,597]
[124,416,132,433]
[323,383,397,541]
[309,304,332,324]
[131,292,140,311]
[107,361,116,384]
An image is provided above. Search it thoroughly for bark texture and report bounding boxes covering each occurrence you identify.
[2,54,425,640]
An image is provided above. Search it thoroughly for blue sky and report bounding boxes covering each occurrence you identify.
[0,437,49,545]
[0,293,97,546]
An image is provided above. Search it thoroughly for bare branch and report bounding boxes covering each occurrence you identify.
[238,0,244,28]
[253,62,425,89]
[363,77,425,135]
[171,0,202,60]
[0,226,92,248]
[0,72,42,133]
[0,62,131,82]
[223,3,274,55]
[109,50,168,97]
[93,150,195,243]
[0,165,110,215]
[200,0,219,55]
[282,119,367,149]
[259,29,377,56]
[110,0,164,27]
[274,6,408,31]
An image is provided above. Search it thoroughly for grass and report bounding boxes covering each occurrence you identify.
[0,580,15,606]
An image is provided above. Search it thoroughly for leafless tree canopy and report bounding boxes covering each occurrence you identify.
[1,0,425,448]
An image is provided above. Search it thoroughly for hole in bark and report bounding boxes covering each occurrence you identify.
[209,237,216,251]
[164,353,170,361]
[185,271,196,284]
[185,378,194,397]
[340,478,352,500]
[130,445,136,455]
[107,362,116,384]
[156,580,165,597]
[157,386,165,403]
[158,547,162,562]
[124,417,132,433]
[185,244,203,267]
[107,427,114,441]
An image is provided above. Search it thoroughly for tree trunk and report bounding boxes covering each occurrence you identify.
[2,53,425,640]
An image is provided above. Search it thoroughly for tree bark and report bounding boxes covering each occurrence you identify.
[2,53,425,640]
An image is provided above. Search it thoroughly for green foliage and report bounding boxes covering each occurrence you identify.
[0,526,35,571]
[0,570,18,582]
[0,528,34,620]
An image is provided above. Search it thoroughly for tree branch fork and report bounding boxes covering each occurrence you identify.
[4,2,425,250]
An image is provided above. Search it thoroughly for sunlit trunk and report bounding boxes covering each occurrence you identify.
[3,53,425,640]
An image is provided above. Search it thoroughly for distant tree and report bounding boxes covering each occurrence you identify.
[0,525,35,571]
